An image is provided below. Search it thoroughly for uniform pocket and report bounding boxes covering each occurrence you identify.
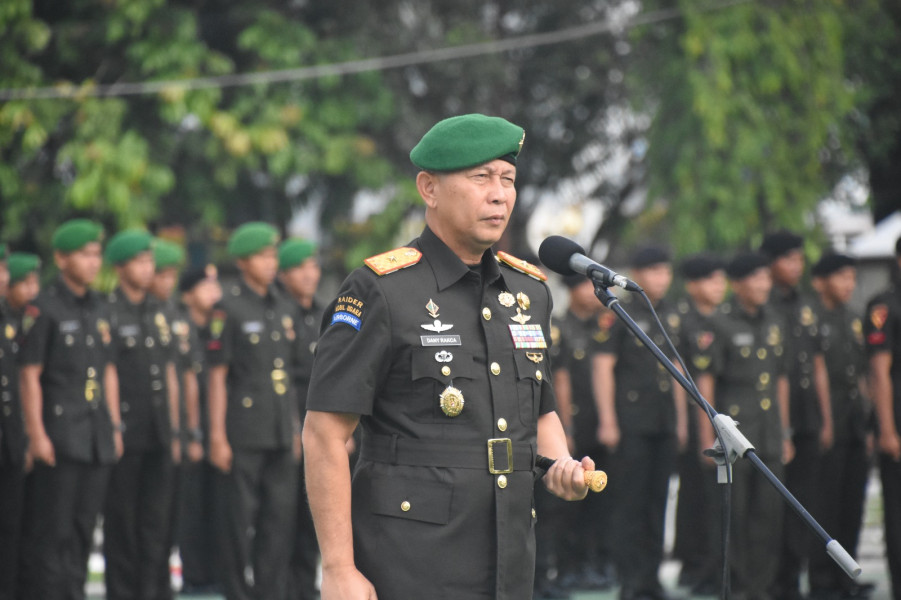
[369,474,453,525]
[514,352,544,425]
[410,348,475,423]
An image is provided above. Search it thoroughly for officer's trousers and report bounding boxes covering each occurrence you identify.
[0,462,26,600]
[673,412,709,584]
[287,460,320,600]
[104,447,176,600]
[879,453,901,600]
[19,459,110,600]
[218,448,297,600]
[178,460,220,589]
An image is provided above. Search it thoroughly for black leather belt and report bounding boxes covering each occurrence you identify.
[360,433,535,474]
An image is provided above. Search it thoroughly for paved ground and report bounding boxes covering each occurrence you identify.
[87,469,892,600]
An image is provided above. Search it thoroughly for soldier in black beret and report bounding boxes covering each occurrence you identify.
[807,254,872,599]
[693,252,793,600]
[303,114,593,600]
[760,231,834,600]
[592,245,686,600]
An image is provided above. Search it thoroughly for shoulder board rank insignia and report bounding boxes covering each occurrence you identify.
[364,247,422,276]
[497,251,547,281]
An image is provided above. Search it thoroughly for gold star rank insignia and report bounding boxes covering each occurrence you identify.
[497,251,547,281]
[365,247,422,276]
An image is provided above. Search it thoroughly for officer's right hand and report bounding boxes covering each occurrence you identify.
[29,431,56,466]
[598,421,620,450]
[209,437,233,473]
[879,430,901,461]
[321,565,377,600]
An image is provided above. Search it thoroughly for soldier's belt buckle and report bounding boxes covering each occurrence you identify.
[487,438,514,474]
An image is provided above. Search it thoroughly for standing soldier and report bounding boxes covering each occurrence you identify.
[0,246,31,600]
[103,230,180,600]
[303,114,592,600]
[4,253,42,316]
[592,246,686,600]
[177,266,222,594]
[809,254,872,600]
[760,231,833,600]
[695,252,794,600]
[207,223,300,600]
[277,238,324,600]
[19,219,123,600]
[670,253,727,595]
[864,236,901,600]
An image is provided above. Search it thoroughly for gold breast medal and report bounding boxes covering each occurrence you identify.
[421,299,464,417]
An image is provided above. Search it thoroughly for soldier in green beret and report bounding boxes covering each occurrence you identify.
[4,252,42,317]
[102,229,181,600]
[208,222,301,600]
[19,219,123,600]
[304,114,592,600]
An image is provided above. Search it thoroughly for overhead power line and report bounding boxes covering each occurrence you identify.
[0,0,752,102]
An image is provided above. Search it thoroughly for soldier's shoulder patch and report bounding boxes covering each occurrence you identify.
[870,303,889,331]
[497,251,547,281]
[364,247,422,276]
[210,309,226,340]
[330,295,364,331]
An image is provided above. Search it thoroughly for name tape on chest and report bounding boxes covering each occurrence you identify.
[421,334,462,346]
[509,324,547,349]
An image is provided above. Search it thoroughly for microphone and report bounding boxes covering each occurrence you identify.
[538,235,642,292]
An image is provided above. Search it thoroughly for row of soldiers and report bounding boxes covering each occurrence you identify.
[536,230,893,600]
[0,220,324,600]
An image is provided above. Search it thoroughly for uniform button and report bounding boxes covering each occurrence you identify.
[757,348,767,360]
[482,307,492,321]
[149,365,160,376]
[271,331,281,341]
[740,347,751,358]
[145,337,155,348]
[122,402,130,412]
[573,348,586,360]
[86,335,94,347]
[535,370,542,381]
[728,405,739,417]
[1,392,9,401]
[249,334,260,344]
[401,501,411,512]
[800,378,810,389]
[497,475,508,489]
[65,335,74,346]
[309,342,317,354]
[152,381,163,391]
[847,366,856,376]
[490,362,501,375]
[531,508,537,519]
[759,373,770,385]
[774,346,783,356]
[760,398,772,410]
[441,366,451,376]
[242,397,253,408]
[497,418,508,432]
[658,380,670,392]
[274,358,285,368]
[126,337,136,348]
[627,390,639,402]
[54,405,64,416]
[87,367,97,378]
[0,376,6,386]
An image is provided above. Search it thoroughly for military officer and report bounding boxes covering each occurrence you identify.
[591,245,686,600]
[19,219,122,600]
[303,114,592,600]
[278,237,324,600]
[4,253,42,316]
[669,253,727,595]
[0,246,30,600]
[863,236,901,600]
[760,231,833,600]
[102,230,180,600]
[808,253,871,599]
[207,223,300,600]
[694,252,793,600]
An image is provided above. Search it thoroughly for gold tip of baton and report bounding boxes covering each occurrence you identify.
[585,470,608,493]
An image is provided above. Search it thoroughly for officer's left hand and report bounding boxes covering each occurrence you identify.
[543,456,595,501]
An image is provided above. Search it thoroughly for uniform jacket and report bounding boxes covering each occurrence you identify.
[0,302,26,469]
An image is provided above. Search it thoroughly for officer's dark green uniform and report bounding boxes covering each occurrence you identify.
[278,238,324,600]
[590,247,678,600]
[0,279,28,600]
[306,115,556,600]
[18,220,118,600]
[807,254,869,597]
[102,230,178,600]
[207,224,299,600]
[695,253,790,600]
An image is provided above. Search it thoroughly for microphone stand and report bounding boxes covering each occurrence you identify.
[590,282,861,599]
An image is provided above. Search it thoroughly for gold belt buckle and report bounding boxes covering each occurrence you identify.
[487,438,514,474]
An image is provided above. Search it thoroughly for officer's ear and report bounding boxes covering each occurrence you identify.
[416,171,441,209]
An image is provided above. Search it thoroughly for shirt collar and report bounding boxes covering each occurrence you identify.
[54,275,96,307]
[418,226,501,291]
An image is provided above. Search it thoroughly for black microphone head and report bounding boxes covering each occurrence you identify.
[538,235,586,276]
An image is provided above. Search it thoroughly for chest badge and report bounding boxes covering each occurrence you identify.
[511,308,531,325]
[526,352,544,364]
[425,299,440,319]
[435,350,453,363]
[422,320,454,333]
[498,292,515,307]
[516,292,531,310]
[439,385,465,417]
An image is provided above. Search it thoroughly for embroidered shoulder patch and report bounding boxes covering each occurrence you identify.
[497,251,547,281]
[364,247,422,276]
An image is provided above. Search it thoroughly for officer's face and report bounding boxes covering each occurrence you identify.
[239,247,279,288]
[7,273,40,309]
[770,250,804,287]
[151,267,179,300]
[418,159,516,262]
[687,270,727,307]
[118,251,155,291]
[58,242,103,286]
[279,258,321,299]
[818,267,856,306]
[631,263,672,302]
[732,268,772,308]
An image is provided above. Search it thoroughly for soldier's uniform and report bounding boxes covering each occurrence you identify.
[696,254,790,600]
[808,255,868,597]
[18,221,117,600]
[307,225,555,600]
[207,224,299,600]
[591,279,678,600]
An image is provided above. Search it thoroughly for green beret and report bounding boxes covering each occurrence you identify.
[278,238,317,271]
[153,239,185,270]
[52,219,104,252]
[7,252,41,284]
[104,230,154,265]
[409,114,525,172]
[228,222,280,258]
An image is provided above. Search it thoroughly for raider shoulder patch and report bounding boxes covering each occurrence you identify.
[364,247,422,276]
[497,251,547,281]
